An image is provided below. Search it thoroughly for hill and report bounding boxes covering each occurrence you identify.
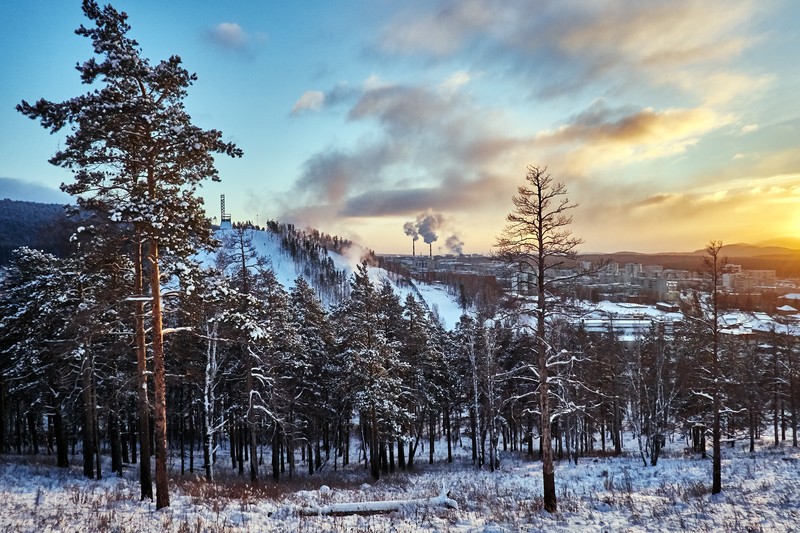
[207,223,465,328]
[0,198,70,264]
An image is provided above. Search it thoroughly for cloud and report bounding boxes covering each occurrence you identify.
[741,123,760,134]
[573,166,800,252]
[532,103,731,176]
[376,0,764,104]
[209,22,247,49]
[291,91,325,115]
[438,70,476,95]
[283,80,521,228]
[293,143,404,206]
[339,175,507,217]
[280,0,785,253]
[541,106,721,146]
[290,83,363,116]
[283,78,734,240]
[207,22,267,53]
[376,0,493,56]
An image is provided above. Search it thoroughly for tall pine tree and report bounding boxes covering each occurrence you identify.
[18,0,241,507]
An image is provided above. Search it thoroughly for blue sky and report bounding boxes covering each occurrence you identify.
[1,0,798,254]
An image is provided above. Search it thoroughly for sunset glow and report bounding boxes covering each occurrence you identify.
[0,0,797,254]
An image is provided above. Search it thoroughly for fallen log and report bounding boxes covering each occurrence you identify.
[299,490,458,517]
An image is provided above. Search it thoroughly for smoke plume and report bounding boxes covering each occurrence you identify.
[403,221,419,241]
[445,234,464,255]
[415,212,443,244]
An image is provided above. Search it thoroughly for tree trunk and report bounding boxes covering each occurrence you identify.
[148,238,170,509]
[134,233,152,500]
[54,400,69,468]
[81,345,95,479]
[445,407,453,463]
[27,411,39,455]
[245,349,258,484]
[0,376,5,454]
[397,436,406,470]
[189,391,195,473]
[130,412,137,465]
[428,411,435,465]
[370,407,380,480]
[179,387,185,476]
[272,423,281,481]
[238,418,245,476]
[110,410,123,476]
[538,305,556,511]
[308,442,314,475]
[470,407,478,463]
[203,322,218,482]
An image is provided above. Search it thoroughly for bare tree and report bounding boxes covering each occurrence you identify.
[495,165,583,513]
[703,240,725,495]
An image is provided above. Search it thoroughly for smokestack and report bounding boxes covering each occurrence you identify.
[429,242,432,259]
[403,220,419,258]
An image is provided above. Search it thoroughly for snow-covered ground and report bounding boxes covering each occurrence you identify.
[2,435,798,532]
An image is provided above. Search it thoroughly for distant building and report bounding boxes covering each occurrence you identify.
[642,265,663,277]
[722,269,776,292]
[220,194,232,230]
[624,263,643,278]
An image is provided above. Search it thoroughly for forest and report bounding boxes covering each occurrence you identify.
[1,2,798,530]
[1,220,798,496]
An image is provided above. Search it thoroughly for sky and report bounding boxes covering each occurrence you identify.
[1,0,798,255]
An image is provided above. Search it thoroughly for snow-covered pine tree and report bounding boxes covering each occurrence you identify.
[401,293,446,467]
[252,269,295,482]
[0,249,73,465]
[175,263,238,483]
[17,0,241,508]
[334,262,405,480]
[289,276,335,475]
[376,280,408,471]
[0,231,131,479]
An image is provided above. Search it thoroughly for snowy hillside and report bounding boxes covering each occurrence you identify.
[209,224,467,328]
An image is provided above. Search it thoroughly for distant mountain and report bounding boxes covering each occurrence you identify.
[0,199,72,264]
[688,242,800,258]
[756,236,800,250]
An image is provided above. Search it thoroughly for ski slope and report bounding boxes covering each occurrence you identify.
[209,226,466,329]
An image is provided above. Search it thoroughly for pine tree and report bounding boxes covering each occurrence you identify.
[401,293,446,466]
[335,263,405,480]
[0,248,73,465]
[18,0,241,507]
[289,277,334,474]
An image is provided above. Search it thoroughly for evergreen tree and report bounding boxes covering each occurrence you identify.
[289,276,334,474]
[401,293,446,466]
[335,263,405,480]
[18,0,241,507]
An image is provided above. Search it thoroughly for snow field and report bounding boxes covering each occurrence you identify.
[1,435,798,532]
